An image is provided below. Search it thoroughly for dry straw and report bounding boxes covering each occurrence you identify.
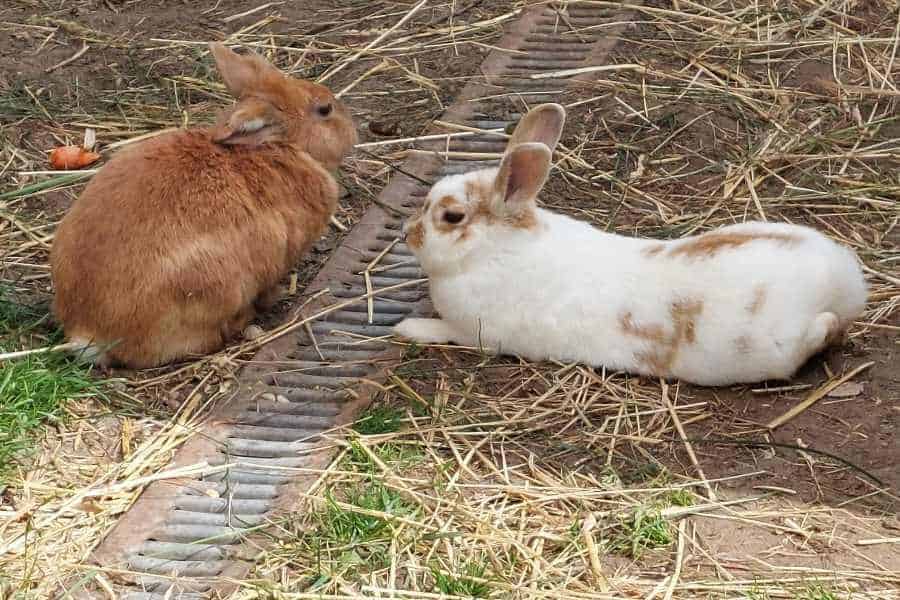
[1,0,898,598]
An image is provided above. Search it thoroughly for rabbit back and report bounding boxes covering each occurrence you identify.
[51,129,338,367]
[426,215,865,385]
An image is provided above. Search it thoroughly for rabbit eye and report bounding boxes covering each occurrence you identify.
[317,103,333,117]
[443,211,465,225]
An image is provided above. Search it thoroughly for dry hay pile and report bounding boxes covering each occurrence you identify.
[0,1,898,598]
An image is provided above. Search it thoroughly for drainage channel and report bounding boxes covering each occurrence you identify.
[81,3,636,598]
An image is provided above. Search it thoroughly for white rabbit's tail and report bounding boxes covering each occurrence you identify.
[65,336,110,365]
[0,338,106,365]
[827,243,868,327]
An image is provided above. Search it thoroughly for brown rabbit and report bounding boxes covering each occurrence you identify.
[50,43,357,368]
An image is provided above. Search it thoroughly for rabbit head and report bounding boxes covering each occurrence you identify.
[209,43,357,170]
[403,103,565,276]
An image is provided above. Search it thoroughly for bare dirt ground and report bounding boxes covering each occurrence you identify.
[0,1,898,599]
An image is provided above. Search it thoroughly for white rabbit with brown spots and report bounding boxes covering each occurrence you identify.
[394,103,867,386]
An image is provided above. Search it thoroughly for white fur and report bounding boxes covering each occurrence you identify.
[240,117,268,132]
[68,336,110,366]
[394,105,868,386]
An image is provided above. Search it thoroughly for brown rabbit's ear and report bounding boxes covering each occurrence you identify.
[212,98,284,146]
[210,42,280,98]
[507,103,566,153]
[492,142,552,214]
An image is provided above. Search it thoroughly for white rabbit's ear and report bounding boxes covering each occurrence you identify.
[492,142,552,214]
[507,103,566,152]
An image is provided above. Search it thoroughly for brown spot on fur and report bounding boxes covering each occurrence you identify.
[671,298,702,345]
[433,195,467,234]
[619,311,666,342]
[406,220,425,250]
[747,285,766,314]
[437,195,457,209]
[642,244,665,257]
[463,178,538,233]
[734,335,752,354]
[415,174,545,248]
[507,208,538,230]
[466,197,538,233]
[464,178,492,203]
[668,232,798,259]
[619,298,704,377]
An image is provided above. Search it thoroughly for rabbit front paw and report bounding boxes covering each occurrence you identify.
[394,318,462,345]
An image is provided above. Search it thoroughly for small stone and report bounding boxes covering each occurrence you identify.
[827,382,864,398]
[242,325,265,340]
[368,120,401,137]
[260,392,289,404]
[883,516,900,532]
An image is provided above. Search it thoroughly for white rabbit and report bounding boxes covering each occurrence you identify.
[393,104,867,386]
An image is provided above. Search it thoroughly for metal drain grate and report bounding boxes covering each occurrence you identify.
[82,3,637,598]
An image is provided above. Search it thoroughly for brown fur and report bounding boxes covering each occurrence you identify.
[505,208,539,230]
[50,44,356,368]
[491,143,550,220]
[668,231,798,259]
[747,284,767,314]
[424,183,540,245]
[507,104,565,149]
[642,244,665,257]
[406,220,425,250]
[433,195,462,234]
[464,179,491,206]
[209,45,355,171]
[671,298,702,345]
[619,298,704,376]
[410,126,552,249]
[619,312,667,342]
[465,181,539,235]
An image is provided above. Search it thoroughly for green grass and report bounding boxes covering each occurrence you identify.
[260,479,417,588]
[321,481,414,545]
[0,353,104,484]
[353,405,404,435]
[618,460,664,484]
[797,583,843,600]
[664,489,695,507]
[0,288,104,484]
[345,439,423,472]
[304,480,415,576]
[324,406,422,576]
[745,583,772,600]
[432,560,490,598]
[0,79,49,120]
[607,507,674,558]
[401,342,422,360]
[0,286,45,335]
